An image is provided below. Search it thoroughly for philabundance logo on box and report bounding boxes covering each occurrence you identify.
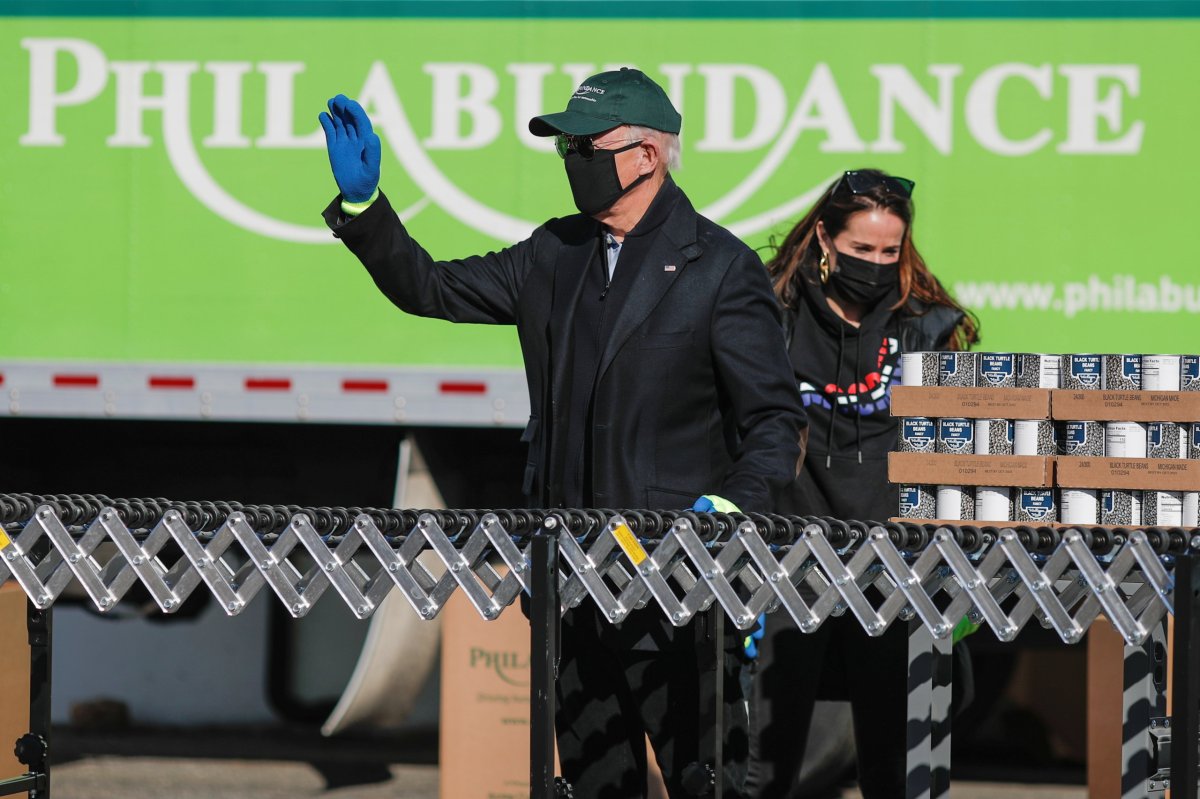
[469,646,529,687]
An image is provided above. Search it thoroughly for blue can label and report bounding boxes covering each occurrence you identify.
[902,417,935,450]
[1121,355,1142,389]
[899,486,921,516]
[1184,355,1200,389]
[1019,489,1056,521]
[1062,421,1092,455]
[978,353,1016,387]
[938,418,975,453]
[1070,355,1103,388]
[1148,422,1164,449]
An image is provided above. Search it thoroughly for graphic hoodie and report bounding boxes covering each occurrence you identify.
[782,274,904,522]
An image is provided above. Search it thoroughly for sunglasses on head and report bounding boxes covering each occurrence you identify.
[554,134,642,159]
[833,170,916,198]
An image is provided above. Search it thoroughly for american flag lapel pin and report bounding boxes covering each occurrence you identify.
[664,264,676,272]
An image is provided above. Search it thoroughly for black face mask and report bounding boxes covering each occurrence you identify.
[828,251,900,307]
[564,140,649,216]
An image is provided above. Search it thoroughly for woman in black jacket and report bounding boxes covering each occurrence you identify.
[748,169,978,798]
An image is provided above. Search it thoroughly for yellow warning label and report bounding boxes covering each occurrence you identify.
[612,523,648,567]
[0,529,11,551]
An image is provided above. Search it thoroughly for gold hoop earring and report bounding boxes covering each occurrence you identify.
[819,252,830,284]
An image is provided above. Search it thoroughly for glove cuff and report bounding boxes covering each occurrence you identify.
[700,494,742,514]
[340,187,379,217]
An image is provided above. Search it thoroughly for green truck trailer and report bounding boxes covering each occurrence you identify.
[1,0,1197,776]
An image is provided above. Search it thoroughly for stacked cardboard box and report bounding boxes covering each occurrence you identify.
[889,352,1200,527]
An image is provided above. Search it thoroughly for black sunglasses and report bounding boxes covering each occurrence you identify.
[833,170,916,198]
[554,134,642,159]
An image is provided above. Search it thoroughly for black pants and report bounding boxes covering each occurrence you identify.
[746,613,908,799]
[555,605,750,799]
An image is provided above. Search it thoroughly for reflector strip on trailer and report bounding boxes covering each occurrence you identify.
[342,379,389,393]
[53,374,100,388]
[148,376,196,390]
[0,360,527,426]
[439,381,487,395]
[245,378,291,391]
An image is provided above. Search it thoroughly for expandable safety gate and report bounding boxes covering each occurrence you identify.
[2,494,1199,799]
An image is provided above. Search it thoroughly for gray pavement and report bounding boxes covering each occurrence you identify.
[44,727,1086,799]
[51,757,1087,799]
[54,757,439,799]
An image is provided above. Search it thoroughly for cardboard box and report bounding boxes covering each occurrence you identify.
[888,451,1055,488]
[1086,616,1125,799]
[1054,456,1200,491]
[1050,389,1200,422]
[890,518,1026,527]
[890,386,1052,420]
[439,583,538,799]
[1,584,30,780]
[438,580,673,798]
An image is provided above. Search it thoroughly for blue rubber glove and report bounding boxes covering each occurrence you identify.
[690,495,741,514]
[743,615,766,660]
[317,94,381,203]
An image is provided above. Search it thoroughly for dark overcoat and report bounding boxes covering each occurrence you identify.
[323,181,805,514]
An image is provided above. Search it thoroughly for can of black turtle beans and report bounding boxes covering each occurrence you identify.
[1187,425,1200,527]
[1014,488,1057,523]
[938,352,977,387]
[974,419,1015,455]
[1017,353,1060,389]
[976,353,1017,388]
[1059,488,1100,525]
[899,484,936,520]
[1143,354,1182,391]
[1144,490,1184,526]
[900,352,940,387]
[937,417,975,455]
[1147,422,1188,459]
[1104,421,1149,458]
[1183,355,1200,391]
[975,486,1013,522]
[1101,489,1143,526]
[1014,419,1057,455]
[1057,420,1104,457]
[1103,354,1142,391]
[936,485,975,521]
[1060,354,1104,390]
[898,417,937,453]
[1184,493,1199,527]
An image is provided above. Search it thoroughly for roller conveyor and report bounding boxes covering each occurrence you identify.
[3,492,1200,799]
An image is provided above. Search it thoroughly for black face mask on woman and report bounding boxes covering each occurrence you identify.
[564,141,649,216]
[829,251,900,306]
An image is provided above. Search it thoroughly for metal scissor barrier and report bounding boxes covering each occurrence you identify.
[2,493,1200,799]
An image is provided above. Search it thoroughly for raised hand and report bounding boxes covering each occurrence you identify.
[318,94,382,202]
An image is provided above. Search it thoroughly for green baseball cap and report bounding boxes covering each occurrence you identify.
[529,67,682,137]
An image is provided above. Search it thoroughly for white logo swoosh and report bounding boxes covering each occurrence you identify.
[164,60,835,246]
[162,82,427,244]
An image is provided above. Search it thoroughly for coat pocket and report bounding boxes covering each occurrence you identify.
[638,330,693,350]
[645,484,699,511]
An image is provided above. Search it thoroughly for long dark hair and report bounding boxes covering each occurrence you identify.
[765,169,979,351]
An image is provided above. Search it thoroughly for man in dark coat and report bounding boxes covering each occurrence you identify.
[319,68,806,798]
